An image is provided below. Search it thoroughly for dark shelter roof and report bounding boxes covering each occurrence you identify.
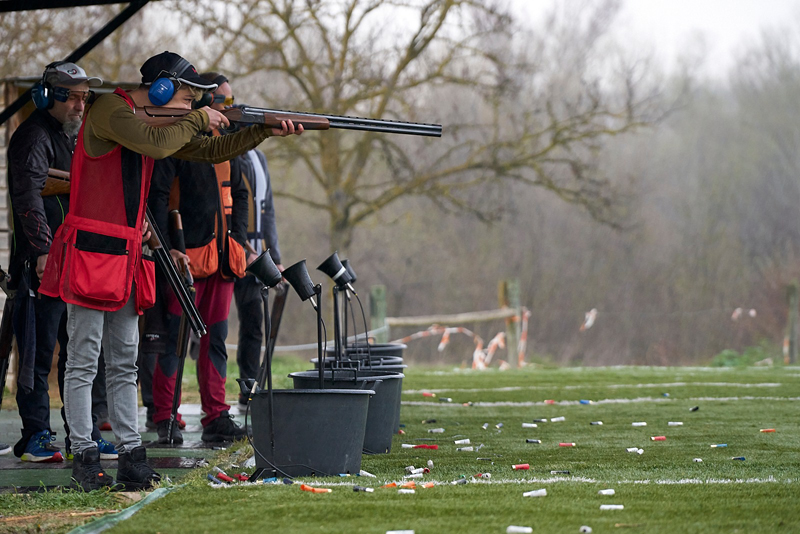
[0,0,160,126]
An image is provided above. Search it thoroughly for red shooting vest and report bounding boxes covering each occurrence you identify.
[39,89,156,313]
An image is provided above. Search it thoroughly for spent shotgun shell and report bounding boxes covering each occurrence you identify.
[439,397,453,403]
[421,419,437,424]
[353,485,374,493]
[632,422,647,427]
[551,470,570,474]
[427,460,434,469]
[404,473,423,479]
[428,428,445,433]
[506,527,533,534]
[600,504,624,510]
[693,458,703,462]
[551,416,566,422]
[760,428,776,433]
[397,489,416,494]
[559,442,576,447]
[422,392,436,397]
[454,439,471,445]
[710,444,728,448]
[512,463,530,470]
[526,439,542,444]
[590,421,603,425]
[668,422,684,426]
[457,446,474,452]
[496,423,504,429]
[533,418,548,423]
[300,484,331,494]
[598,489,616,495]
[732,456,746,461]
[626,447,639,453]
[580,527,593,533]
[579,400,592,404]
[545,399,556,404]
[690,406,700,412]
[523,488,547,497]
[522,423,538,428]
[451,478,468,485]
[651,436,666,441]
[207,474,222,484]
[482,423,489,430]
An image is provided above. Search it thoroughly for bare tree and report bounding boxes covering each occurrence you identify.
[174,0,666,253]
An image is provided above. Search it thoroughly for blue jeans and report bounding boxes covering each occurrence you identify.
[64,295,141,455]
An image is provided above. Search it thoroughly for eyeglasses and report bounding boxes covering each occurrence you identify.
[66,90,94,104]
[212,94,235,106]
[53,87,95,104]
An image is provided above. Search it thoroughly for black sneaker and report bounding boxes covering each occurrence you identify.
[116,446,161,491]
[201,411,246,443]
[71,447,115,491]
[156,419,183,444]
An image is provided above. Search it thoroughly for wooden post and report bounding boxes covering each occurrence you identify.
[499,278,521,366]
[788,283,798,364]
[370,284,388,343]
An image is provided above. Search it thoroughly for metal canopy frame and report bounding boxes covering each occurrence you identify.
[0,0,153,127]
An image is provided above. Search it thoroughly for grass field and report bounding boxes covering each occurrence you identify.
[2,363,799,533]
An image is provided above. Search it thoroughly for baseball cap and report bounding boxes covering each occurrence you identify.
[140,51,218,91]
[45,62,103,87]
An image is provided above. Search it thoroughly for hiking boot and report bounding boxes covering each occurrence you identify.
[20,430,63,463]
[71,447,115,491]
[156,419,183,444]
[201,411,246,443]
[116,446,161,491]
[96,438,118,460]
[0,442,11,455]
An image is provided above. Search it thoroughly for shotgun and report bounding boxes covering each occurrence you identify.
[135,105,443,137]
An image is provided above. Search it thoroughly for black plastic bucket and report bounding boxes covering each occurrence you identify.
[326,342,407,358]
[289,369,405,454]
[312,355,404,369]
[249,388,373,477]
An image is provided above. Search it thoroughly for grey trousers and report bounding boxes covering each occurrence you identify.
[65,295,141,455]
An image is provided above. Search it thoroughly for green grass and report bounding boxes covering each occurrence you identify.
[4,364,800,533]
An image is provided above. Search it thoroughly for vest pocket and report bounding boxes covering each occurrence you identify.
[224,235,247,279]
[68,230,130,303]
[186,237,218,279]
[136,255,156,310]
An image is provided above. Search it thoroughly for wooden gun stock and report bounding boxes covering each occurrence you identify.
[43,168,71,197]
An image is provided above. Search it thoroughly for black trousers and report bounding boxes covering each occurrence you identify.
[233,275,264,381]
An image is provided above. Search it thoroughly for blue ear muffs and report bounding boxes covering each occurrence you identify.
[31,60,70,110]
[31,81,52,110]
[148,78,176,106]
[147,56,191,106]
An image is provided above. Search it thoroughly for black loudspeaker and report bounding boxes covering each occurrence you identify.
[246,250,282,288]
[317,252,354,288]
[341,259,357,284]
[283,260,317,302]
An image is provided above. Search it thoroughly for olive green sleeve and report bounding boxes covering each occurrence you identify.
[170,124,272,164]
[83,93,210,159]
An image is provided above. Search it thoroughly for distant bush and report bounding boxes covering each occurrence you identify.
[711,342,780,367]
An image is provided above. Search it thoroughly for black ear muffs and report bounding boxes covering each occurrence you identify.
[148,57,191,106]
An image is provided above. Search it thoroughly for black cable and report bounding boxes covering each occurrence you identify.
[354,292,372,366]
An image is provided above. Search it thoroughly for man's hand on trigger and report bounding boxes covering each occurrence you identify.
[36,254,48,280]
[201,107,230,131]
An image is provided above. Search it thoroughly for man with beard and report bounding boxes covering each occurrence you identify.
[6,62,115,463]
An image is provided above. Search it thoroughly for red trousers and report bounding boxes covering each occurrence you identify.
[152,272,234,427]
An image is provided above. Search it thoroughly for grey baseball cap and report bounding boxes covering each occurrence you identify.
[45,62,103,87]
